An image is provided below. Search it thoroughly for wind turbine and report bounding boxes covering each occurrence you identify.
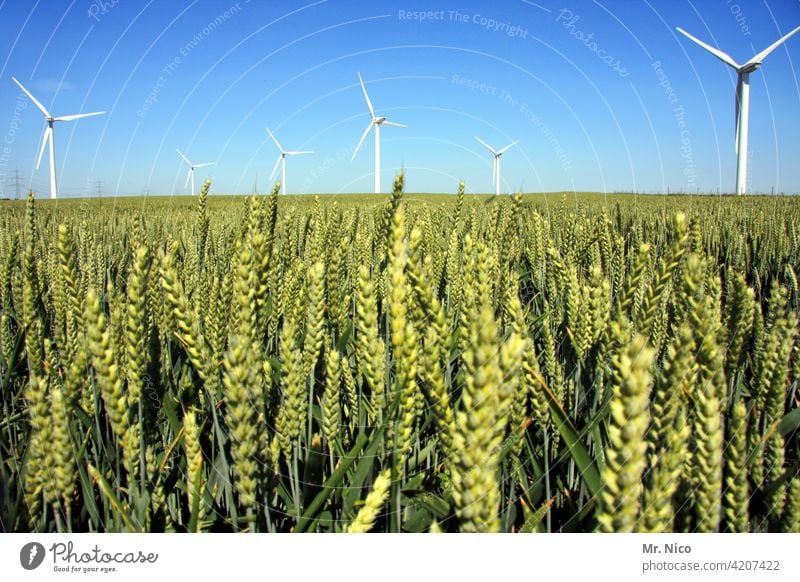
[11,77,104,199]
[351,73,406,194]
[676,25,800,195]
[475,136,518,195]
[176,149,214,196]
[266,127,312,194]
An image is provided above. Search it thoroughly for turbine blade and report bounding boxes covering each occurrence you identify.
[53,111,105,122]
[474,136,497,155]
[36,126,51,170]
[176,149,192,165]
[676,27,740,69]
[746,24,800,66]
[11,77,50,117]
[185,168,192,188]
[381,120,406,128]
[194,162,215,168]
[270,155,282,181]
[265,127,283,152]
[357,72,375,118]
[497,140,519,155]
[351,122,373,161]
[285,150,313,155]
[492,157,497,184]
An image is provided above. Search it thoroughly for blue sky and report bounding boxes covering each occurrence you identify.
[0,0,799,197]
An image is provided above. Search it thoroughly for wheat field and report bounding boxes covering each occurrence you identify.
[0,176,798,532]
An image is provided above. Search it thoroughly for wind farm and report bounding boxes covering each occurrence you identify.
[7,23,800,199]
[1,1,800,545]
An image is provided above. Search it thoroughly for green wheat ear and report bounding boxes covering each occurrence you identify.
[641,322,694,532]
[322,348,342,454]
[346,470,392,533]
[222,332,261,514]
[85,287,128,439]
[783,473,800,532]
[183,410,206,532]
[723,399,749,532]
[23,372,49,525]
[452,297,524,533]
[356,263,386,423]
[303,262,326,376]
[597,326,653,533]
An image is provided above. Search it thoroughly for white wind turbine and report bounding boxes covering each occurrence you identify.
[351,73,406,194]
[475,136,518,195]
[266,127,313,195]
[676,25,800,195]
[176,149,214,196]
[12,77,105,199]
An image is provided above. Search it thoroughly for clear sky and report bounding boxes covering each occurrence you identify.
[0,0,799,197]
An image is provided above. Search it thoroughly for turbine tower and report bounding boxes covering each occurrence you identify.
[676,25,800,195]
[266,127,312,195]
[176,149,214,196]
[351,73,406,194]
[12,77,105,199]
[475,136,518,195]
